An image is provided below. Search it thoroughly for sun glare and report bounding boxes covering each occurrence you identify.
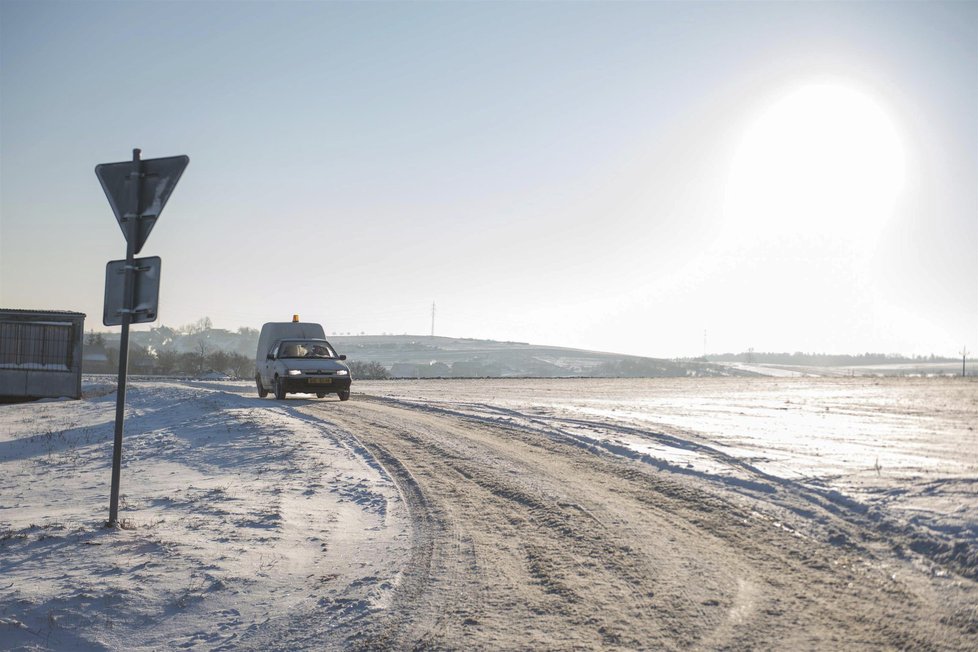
[724,82,906,248]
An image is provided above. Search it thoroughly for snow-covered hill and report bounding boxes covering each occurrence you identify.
[109,330,744,378]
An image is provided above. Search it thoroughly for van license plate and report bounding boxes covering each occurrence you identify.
[309,378,332,384]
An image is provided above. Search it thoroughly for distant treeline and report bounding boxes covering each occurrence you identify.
[84,329,391,379]
[84,331,256,378]
[703,352,960,366]
[593,358,733,377]
[90,320,963,378]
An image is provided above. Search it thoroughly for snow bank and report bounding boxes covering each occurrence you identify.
[0,380,409,650]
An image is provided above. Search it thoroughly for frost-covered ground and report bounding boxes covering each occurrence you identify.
[1,376,975,649]
[0,379,410,650]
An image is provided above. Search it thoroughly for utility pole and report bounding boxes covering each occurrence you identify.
[431,301,436,337]
[962,346,970,377]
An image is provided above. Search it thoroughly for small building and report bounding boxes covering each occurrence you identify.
[0,309,86,400]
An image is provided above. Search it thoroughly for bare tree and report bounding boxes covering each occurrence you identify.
[347,361,390,380]
[184,316,213,335]
[156,349,180,375]
[195,339,209,375]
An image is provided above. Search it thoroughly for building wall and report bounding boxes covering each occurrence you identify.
[0,309,86,399]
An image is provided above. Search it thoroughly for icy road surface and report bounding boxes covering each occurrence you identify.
[1,376,976,650]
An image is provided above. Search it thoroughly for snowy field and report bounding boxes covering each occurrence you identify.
[1,376,975,649]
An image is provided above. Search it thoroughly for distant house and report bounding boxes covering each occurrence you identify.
[0,309,86,400]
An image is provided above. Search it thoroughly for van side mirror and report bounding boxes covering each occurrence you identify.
[339,354,347,361]
[266,353,275,360]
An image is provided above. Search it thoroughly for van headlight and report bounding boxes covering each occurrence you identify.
[286,369,302,376]
[335,369,349,376]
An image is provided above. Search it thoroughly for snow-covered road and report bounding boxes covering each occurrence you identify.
[1,376,976,650]
[356,376,978,569]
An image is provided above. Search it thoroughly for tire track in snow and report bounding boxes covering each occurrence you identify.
[360,393,978,581]
[301,396,977,650]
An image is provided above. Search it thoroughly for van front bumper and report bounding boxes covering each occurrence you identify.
[281,376,351,394]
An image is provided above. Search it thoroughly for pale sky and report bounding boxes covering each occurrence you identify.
[1,0,975,358]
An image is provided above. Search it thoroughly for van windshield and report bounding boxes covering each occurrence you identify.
[277,341,337,359]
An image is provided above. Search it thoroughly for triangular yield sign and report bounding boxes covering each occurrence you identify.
[95,155,189,254]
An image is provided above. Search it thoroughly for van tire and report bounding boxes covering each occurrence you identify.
[316,392,326,398]
[274,377,286,400]
[338,390,350,401]
[256,375,268,398]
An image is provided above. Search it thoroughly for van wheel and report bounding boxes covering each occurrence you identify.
[316,392,326,399]
[274,377,286,400]
[256,374,268,398]
[338,390,350,401]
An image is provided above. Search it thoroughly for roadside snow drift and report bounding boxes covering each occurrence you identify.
[0,380,409,651]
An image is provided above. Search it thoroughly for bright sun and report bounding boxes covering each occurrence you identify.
[724,82,906,248]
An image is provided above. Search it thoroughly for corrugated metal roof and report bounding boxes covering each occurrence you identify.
[0,308,86,317]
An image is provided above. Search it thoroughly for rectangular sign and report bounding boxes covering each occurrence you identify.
[103,256,162,326]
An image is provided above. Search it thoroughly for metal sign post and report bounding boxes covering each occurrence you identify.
[96,148,188,527]
[107,149,141,526]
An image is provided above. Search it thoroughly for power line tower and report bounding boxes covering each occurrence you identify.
[961,346,970,377]
[431,301,436,337]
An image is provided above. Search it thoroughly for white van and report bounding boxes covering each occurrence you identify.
[255,317,351,401]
